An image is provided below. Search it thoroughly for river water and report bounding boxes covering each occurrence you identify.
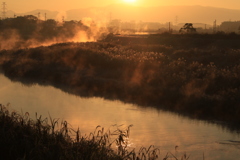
[0,73,240,160]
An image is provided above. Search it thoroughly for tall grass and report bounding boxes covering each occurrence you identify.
[0,104,162,160]
[0,34,240,128]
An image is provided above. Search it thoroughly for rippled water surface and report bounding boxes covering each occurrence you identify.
[0,74,240,159]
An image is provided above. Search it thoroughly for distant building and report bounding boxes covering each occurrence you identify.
[219,21,240,33]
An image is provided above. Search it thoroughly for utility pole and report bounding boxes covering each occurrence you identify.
[2,2,6,19]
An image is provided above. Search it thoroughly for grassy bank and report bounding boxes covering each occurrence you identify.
[1,34,240,127]
[0,104,162,160]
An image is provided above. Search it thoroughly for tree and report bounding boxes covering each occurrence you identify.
[179,23,197,33]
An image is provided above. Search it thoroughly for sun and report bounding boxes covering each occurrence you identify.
[123,0,137,3]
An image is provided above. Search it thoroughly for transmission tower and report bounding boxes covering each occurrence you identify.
[2,2,6,19]
[213,20,217,33]
[168,22,171,32]
[175,16,178,25]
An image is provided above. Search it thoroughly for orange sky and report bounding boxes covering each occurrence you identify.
[3,0,240,13]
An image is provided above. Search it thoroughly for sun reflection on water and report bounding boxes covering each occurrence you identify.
[1,74,240,160]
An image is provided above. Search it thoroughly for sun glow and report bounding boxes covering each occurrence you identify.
[123,0,137,3]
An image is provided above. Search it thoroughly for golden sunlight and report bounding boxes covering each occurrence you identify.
[123,0,137,3]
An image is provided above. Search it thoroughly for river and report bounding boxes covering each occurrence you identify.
[0,73,240,160]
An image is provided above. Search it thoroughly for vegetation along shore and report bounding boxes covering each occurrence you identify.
[0,104,162,160]
[1,33,240,129]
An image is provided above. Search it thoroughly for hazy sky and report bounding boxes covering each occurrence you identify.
[3,0,240,12]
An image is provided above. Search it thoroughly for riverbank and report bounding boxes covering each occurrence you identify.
[0,104,162,160]
[1,34,240,128]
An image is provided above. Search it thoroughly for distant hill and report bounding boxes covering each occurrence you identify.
[6,9,59,20]
[6,5,240,25]
[65,5,240,25]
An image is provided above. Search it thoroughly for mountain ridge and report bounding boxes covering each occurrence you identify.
[5,5,240,25]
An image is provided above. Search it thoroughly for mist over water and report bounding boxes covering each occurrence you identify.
[1,13,240,159]
[0,73,240,160]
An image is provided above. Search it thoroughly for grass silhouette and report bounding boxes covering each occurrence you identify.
[0,104,163,160]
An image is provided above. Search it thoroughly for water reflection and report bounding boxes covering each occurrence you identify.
[0,74,240,160]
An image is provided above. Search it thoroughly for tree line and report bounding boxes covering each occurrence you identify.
[0,15,93,42]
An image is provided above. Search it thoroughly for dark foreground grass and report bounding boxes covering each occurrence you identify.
[0,104,162,160]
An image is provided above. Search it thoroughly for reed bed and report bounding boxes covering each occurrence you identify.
[0,34,240,128]
[0,104,162,160]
